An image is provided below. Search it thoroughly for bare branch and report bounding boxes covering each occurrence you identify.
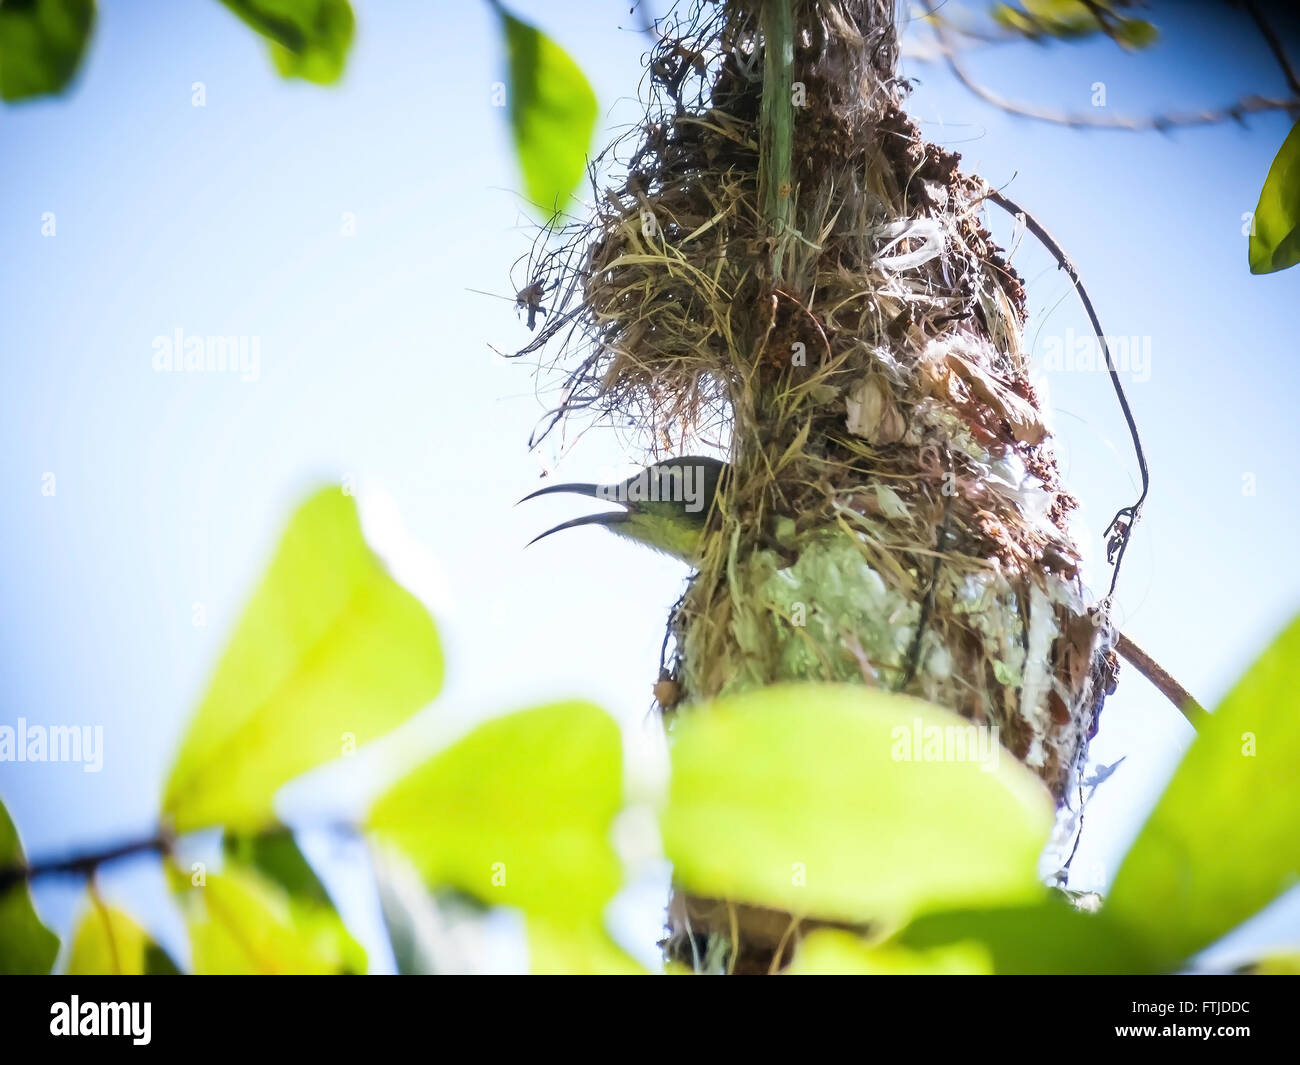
[918,0,1300,131]
[1116,630,1208,727]
[1244,0,1300,98]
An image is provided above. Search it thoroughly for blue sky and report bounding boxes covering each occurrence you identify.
[1,0,1297,971]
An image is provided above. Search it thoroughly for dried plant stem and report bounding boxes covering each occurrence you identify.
[759,0,795,281]
[1116,631,1208,728]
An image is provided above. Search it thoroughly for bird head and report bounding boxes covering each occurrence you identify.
[520,457,727,565]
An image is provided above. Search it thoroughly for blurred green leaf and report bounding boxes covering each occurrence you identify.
[661,684,1053,926]
[1249,119,1300,274]
[992,1,1156,49]
[144,941,182,974]
[0,799,59,973]
[527,918,646,974]
[219,0,353,85]
[0,0,95,101]
[223,828,331,907]
[785,928,992,974]
[369,701,624,925]
[218,829,363,971]
[1104,613,1300,965]
[1242,953,1300,975]
[895,897,1162,974]
[173,859,364,974]
[1111,16,1157,50]
[162,487,443,833]
[65,900,157,974]
[493,2,597,218]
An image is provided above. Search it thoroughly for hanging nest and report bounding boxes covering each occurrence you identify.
[513,0,1119,970]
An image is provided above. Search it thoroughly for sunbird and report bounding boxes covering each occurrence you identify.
[521,457,727,564]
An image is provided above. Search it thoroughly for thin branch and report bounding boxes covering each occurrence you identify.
[983,187,1148,601]
[1244,0,1300,97]
[0,833,171,893]
[0,819,362,894]
[1116,630,1208,727]
[919,0,1300,131]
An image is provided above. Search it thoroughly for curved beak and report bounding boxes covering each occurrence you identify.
[526,510,629,550]
[520,480,630,550]
[517,482,606,505]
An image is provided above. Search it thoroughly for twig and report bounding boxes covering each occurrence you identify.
[1243,0,1300,97]
[919,0,1300,131]
[983,187,1148,601]
[1116,630,1208,727]
[0,819,362,894]
[0,832,171,893]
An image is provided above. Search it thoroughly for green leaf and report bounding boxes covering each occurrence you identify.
[161,487,443,833]
[368,701,624,925]
[0,799,59,973]
[65,901,153,974]
[1249,119,1300,274]
[785,928,993,975]
[1104,614,1300,964]
[223,828,332,907]
[1242,953,1300,975]
[172,860,364,974]
[895,897,1162,974]
[527,919,646,974]
[661,684,1054,925]
[144,941,182,974]
[992,1,1156,49]
[1112,17,1157,50]
[0,0,95,101]
[494,2,597,219]
[218,829,363,972]
[219,0,354,85]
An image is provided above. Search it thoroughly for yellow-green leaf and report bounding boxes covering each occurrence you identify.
[0,0,95,101]
[1105,613,1300,964]
[219,0,354,85]
[1242,953,1300,975]
[1249,119,1300,274]
[0,799,59,973]
[223,828,332,907]
[173,860,364,974]
[65,901,152,975]
[662,684,1053,926]
[162,487,443,833]
[785,928,992,975]
[895,897,1162,974]
[527,918,646,974]
[368,702,624,925]
[494,2,597,219]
